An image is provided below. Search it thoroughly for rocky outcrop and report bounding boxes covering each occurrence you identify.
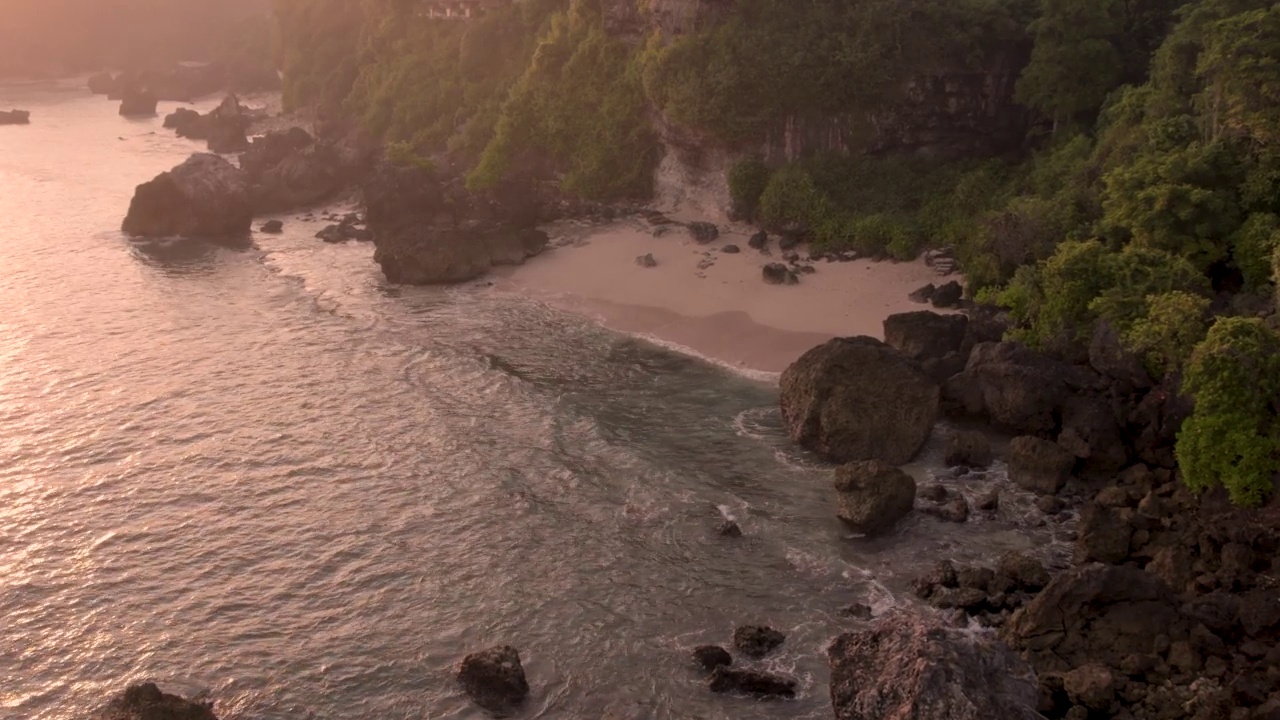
[456,645,530,713]
[1008,436,1075,495]
[95,682,217,720]
[780,337,939,465]
[118,89,157,117]
[1057,395,1128,476]
[122,153,251,238]
[88,72,116,95]
[164,95,251,153]
[833,460,917,536]
[692,645,732,670]
[365,163,547,285]
[828,612,1042,720]
[882,311,968,362]
[240,128,365,214]
[943,341,1094,434]
[930,280,964,308]
[0,109,31,125]
[733,625,785,658]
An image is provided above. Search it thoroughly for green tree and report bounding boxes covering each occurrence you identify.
[1016,0,1124,129]
[1177,317,1280,506]
[1196,5,1280,144]
[1123,290,1212,376]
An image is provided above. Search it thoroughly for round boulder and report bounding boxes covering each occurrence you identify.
[122,153,252,238]
[456,645,530,713]
[833,460,917,536]
[780,337,939,465]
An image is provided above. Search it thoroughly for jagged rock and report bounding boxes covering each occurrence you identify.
[456,645,530,713]
[733,625,785,658]
[977,489,1000,511]
[95,682,217,720]
[930,280,963,308]
[163,107,201,133]
[928,586,987,610]
[687,221,719,243]
[118,89,157,117]
[716,520,742,537]
[259,220,284,234]
[0,109,31,125]
[708,667,796,698]
[692,645,732,671]
[943,341,1082,434]
[909,283,936,303]
[720,244,740,253]
[882,311,968,362]
[88,71,116,95]
[834,460,917,536]
[1004,563,1187,671]
[1076,503,1135,565]
[922,496,969,523]
[944,429,993,469]
[997,551,1050,591]
[1057,396,1128,476]
[780,336,939,465]
[829,612,1041,720]
[1008,436,1076,495]
[748,231,768,250]
[635,253,657,268]
[762,262,797,284]
[1062,664,1115,712]
[365,163,546,284]
[122,153,251,238]
[241,128,368,214]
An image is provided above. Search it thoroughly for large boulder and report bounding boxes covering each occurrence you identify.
[163,107,202,135]
[118,88,157,117]
[780,337,939,465]
[1004,563,1187,671]
[366,163,547,284]
[1056,395,1128,476]
[88,71,116,95]
[883,311,968,362]
[456,645,530,713]
[0,109,30,125]
[833,460,917,536]
[1007,436,1076,495]
[943,342,1088,434]
[829,612,1041,720]
[95,682,217,720]
[122,153,251,238]
[241,128,369,214]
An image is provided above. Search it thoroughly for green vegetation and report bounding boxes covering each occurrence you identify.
[1177,317,1280,506]
[728,157,771,223]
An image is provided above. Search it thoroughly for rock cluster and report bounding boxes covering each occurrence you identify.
[691,626,796,699]
[95,683,217,720]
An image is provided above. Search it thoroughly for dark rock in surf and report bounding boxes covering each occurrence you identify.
[122,153,251,238]
[733,625,786,658]
[919,484,949,503]
[882,311,968,362]
[834,460,917,536]
[709,667,797,698]
[692,645,733,671]
[0,109,31,125]
[922,495,970,523]
[259,220,284,234]
[716,519,742,537]
[944,430,993,469]
[88,71,116,95]
[118,88,157,117]
[95,682,217,720]
[829,612,1041,720]
[456,645,530,713]
[780,336,939,465]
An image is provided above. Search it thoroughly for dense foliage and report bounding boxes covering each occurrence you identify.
[1177,317,1280,506]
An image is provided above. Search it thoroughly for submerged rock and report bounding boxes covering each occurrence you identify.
[780,336,939,465]
[96,682,217,720]
[834,460,917,536]
[456,645,530,713]
[733,625,786,658]
[715,519,742,537]
[829,612,1041,720]
[944,429,993,469]
[122,153,251,238]
[709,667,796,698]
[692,645,733,671]
[0,109,31,125]
[922,495,969,523]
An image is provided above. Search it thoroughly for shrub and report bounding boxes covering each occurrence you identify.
[1231,213,1280,291]
[728,156,772,222]
[1123,291,1212,377]
[1177,317,1280,506]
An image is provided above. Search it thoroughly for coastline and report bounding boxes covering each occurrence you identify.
[494,217,955,375]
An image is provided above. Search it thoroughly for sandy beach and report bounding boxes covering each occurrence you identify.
[497,216,956,375]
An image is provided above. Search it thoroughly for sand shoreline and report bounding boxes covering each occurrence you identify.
[496,214,958,376]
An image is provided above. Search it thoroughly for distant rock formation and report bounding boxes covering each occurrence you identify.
[122,153,251,238]
[0,109,30,125]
